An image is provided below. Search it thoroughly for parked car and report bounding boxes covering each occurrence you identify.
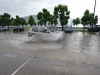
[13,26,24,32]
[46,25,57,32]
[88,25,100,32]
[49,25,56,32]
[65,26,73,32]
[0,26,8,31]
[28,26,63,41]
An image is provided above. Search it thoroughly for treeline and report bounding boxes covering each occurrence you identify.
[73,9,98,31]
[0,13,27,30]
[0,4,98,31]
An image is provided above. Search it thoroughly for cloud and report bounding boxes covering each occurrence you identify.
[0,0,73,17]
[0,0,100,24]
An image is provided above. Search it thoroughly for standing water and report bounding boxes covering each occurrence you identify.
[0,31,100,75]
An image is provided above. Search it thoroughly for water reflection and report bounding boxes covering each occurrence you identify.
[63,32,100,55]
[1,31,100,55]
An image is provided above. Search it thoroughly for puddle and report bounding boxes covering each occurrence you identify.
[0,31,100,67]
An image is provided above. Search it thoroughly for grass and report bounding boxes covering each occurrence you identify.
[6,27,99,35]
[24,27,31,31]
[8,27,31,31]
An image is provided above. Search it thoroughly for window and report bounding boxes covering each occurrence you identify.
[39,27,47,33]
[98,25,100,28]
[32,27,38,32]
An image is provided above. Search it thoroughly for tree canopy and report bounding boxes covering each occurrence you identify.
[28,15,36,27]
[48,14,58,26]
[37,8,50,26]
[54,4,70,30]
[0,4,99,31]
[0,13,11,30]
[73,18,80,26]
[81,9,98,31]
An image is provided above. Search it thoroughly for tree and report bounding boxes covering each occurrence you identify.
[28,15,36,27]
[54,4,70,30]
[37,8,50,26]
[81,9,90,31]
[20,18,27,26]
[10,17,15,26]
[42,8,50,26]
[48,15,58,26]
[38,20,43,26]
[15,15,21,26]
[88,13,94,27]
[54,18,58,25]
[37,12,43,26]
[88,13,98,27]
[73,19,76,26]
[0,15,3,26]
[81,9,98,31]
[94,15,98,25]
[2,13,11,30]
[73,18,80,27]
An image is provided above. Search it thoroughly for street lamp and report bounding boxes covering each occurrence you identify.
[93,0,97,25]
[93,0,97,18]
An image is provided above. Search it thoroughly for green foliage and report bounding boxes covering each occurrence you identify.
[94,15,98,25]
[54,4,70,30]
[48,15,58,26]
[81,10,90,25]
[28,15,36,27]
[0,15,3,26]
[10,17,15,26]
[20,18,27,26]
[37,12,43,20]
[73,18,80,26]
[10,16,27,26]
[81,9,98,31]
[88,13,94,27]
[38,20,43,26]
[0,13,27,29]
[14,15,21,26]
[0,4,99,32]
[73,19,75,25]
[37,8,50,26]
[0,13,11,30]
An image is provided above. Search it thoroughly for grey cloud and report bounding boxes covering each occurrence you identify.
[0,0,38,17]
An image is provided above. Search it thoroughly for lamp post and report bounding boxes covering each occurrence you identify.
[93,0,97,18]
[93,0,97,25]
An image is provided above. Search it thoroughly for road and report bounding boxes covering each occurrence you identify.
[0,31,100,75]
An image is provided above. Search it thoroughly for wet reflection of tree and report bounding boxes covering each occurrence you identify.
[80,33,100,55]
[88,35,100,55]
[79,32,91,54]
[64,32,83,53]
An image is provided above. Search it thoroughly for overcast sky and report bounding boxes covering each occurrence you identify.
[0,0,100,24]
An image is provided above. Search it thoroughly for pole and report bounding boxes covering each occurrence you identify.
[93,0,97,26]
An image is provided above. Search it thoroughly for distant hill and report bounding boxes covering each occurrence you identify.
[23,15,72,27]
[23,15,38,23]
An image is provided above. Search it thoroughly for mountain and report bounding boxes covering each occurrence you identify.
[23,15,72,27]
[23,15,38,23]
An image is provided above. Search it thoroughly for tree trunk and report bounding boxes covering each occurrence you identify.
[83,25,85,32]
[62,25,64,31]
[8,25,9,30]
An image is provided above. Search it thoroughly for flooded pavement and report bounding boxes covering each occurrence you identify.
[0,31,100,75]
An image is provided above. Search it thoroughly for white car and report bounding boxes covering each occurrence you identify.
[65,26,73,33]
[28,26,63,41]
